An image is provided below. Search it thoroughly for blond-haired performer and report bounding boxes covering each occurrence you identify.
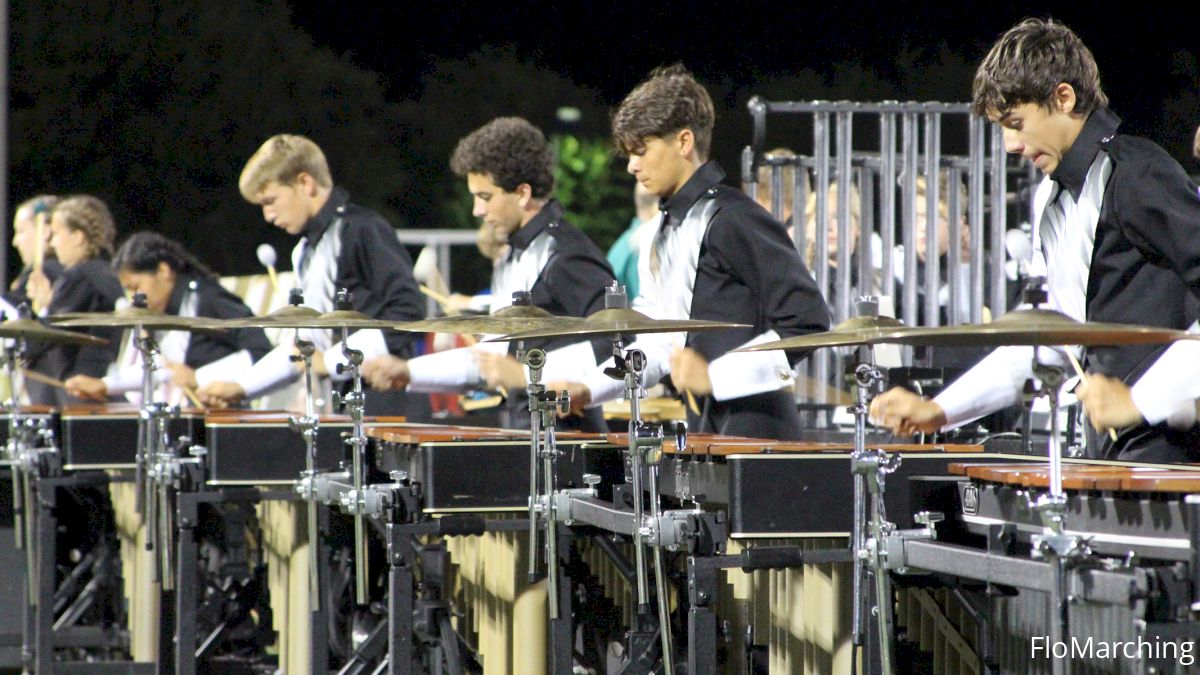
[198,134,425,413]
[6,194,64,312]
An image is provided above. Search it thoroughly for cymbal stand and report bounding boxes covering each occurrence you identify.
[523,343,542,585]
[134,330,182,589]
[1028,349,1089,675]
[333,325,370,605]
[519,348,569,620]
[4,338,42,604]
[855,443,901,675]
[849,356,883,655]
[614,339,674,674]
[288,333,322,612]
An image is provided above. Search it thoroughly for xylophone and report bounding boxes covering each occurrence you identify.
[884,461,1200,675]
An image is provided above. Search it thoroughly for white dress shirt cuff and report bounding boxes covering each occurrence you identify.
[195,351,255,390]
[324,329,390,382]
[1130,338,1200,426]
[540,341,600,383]
[934,345,1054,429]
[103,365,148,395]
[406,343,503,393]
[236,343,299,400]
[707,331,793,401]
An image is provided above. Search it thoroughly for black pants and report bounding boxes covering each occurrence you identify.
[686,389,803,441]
[1087,420,1200,463]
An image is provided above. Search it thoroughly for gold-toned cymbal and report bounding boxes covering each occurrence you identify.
[738,315,908,352]
[52,306,225,332]
[888,308,1186,347]
[396,304,581,336]
[223,306,394,329]
[488,307,748,342]
[0,318,109,345]
[741,308,1185,352]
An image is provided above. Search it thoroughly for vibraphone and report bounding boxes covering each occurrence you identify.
[170,411,404,675]
[653,436,1046,675]
[882,461,1200,675]
[350,424,627,675]
[16,405,207,673]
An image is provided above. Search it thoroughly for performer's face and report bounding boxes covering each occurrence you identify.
[11,209,40,264]
[992,100,1079,176]
[467,172,525,241]
[626,133,692,199]
[256,177,316,235]
[48,213,88,268]
[118,263,176,314]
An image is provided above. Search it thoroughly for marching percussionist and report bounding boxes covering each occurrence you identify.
[6,195,64,312]
[556,65,832,439]
[62,232,272,405]
[25,195,125,406]
[361,117,617,431]
[871,18,1200,463]
[197,134,426,414]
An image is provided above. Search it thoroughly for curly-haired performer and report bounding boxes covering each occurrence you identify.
[362,117,616,431]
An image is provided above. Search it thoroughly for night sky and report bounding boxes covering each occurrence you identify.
[290,1,1199,153]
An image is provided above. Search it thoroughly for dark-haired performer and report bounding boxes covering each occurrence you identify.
[362,117,616,430]
[557,66,831,440]
[25,195,125,405]
[197,134,426,416]
[63,232,272,404]
[871,18,1200,463]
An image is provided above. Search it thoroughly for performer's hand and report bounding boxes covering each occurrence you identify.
[1076,373,1142,432]
[26,269,52,314]
[362,355,409,391]
[474,351,526,390]
[197,381,246,408]
[546,380,591,416]
[869,387,947,435]
[164,361,197,389]
[312,349,328,377]
[670,347,713,396]
[64,375,107,401]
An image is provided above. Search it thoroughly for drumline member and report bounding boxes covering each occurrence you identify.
[556,65,832,440]
[197,134,426,415]
[870,18,1200,463]
[63,232,272,405]
[362,117,616,431]
[7,195,64,312]
[24,195,125,406]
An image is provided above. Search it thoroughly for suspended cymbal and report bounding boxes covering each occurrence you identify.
[52,306,225,332]
[888,308,1187,347]
[741,308,1184,352]
[488,307,747,342]
[0,318,109,345]
[396,304,582,336]
[223,306,394,329]
[738,315,909,352]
